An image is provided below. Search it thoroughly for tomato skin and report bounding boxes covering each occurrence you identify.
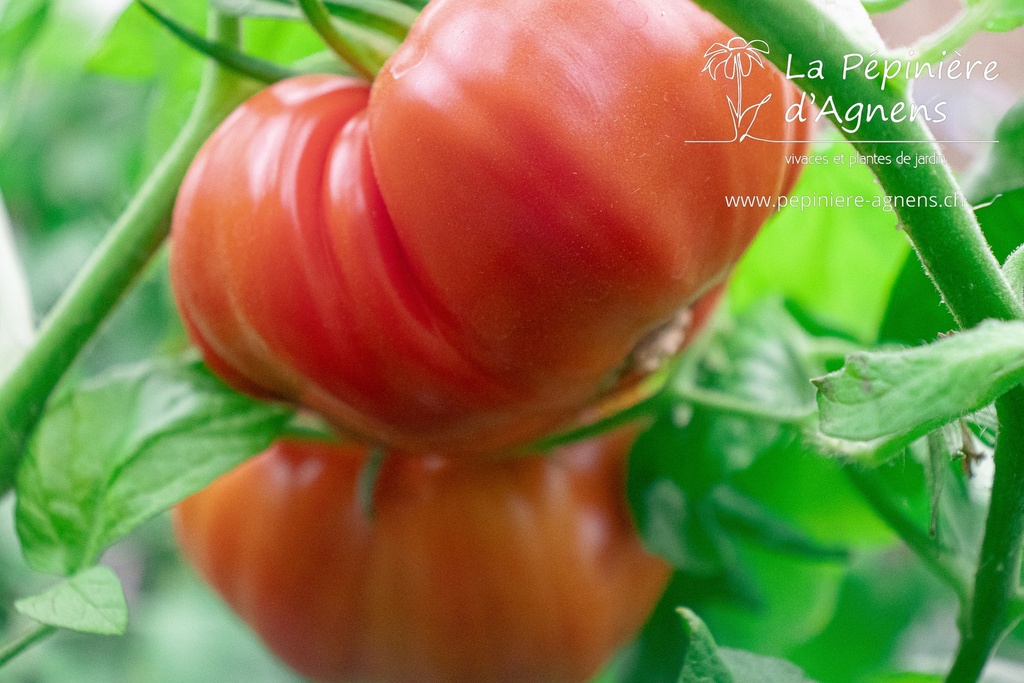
[174,434,670,683]
[170,0,806,454]
[370,0,805,370]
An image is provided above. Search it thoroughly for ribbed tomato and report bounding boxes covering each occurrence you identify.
[174,433,670,683]
[170,0,807,454]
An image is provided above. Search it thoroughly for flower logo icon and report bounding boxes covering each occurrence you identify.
[701,37,772,141]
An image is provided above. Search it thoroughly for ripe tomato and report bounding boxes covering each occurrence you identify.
[170,0,807,454]
[174,432,670,683]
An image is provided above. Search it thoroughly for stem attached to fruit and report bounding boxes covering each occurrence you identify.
[0,13,255,493]
[296,0,377,82]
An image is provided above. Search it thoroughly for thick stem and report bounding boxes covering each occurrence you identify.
[0,13,254,492]
[947,388,1024,682]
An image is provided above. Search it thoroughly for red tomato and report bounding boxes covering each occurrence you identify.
[170,0,807,454]
[174,433,670,683]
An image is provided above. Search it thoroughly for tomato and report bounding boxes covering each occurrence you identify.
[170,0,807,454]
[174,432,670,683]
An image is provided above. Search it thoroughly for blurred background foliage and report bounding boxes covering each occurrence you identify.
[0,0,1023,681]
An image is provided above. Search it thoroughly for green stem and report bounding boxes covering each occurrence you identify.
[0,12,254,492]
[296,0,376,82]
[845,465,971,607]
[906,5,990,65]
[674,384,815,424]
[529,394,662,452]
[860,0,913,14]
[947,388,1024,682]
[138,0,297,84]
[357,445,388,519]
[0,623,56,668]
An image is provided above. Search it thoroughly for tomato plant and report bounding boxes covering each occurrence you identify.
[174,433,670,683]
[2,1,1024,683]
[169,0,808,455]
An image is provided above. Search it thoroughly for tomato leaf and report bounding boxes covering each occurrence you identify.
[711,488,848,562]
[677,608,733,682]
[0,193,34,383]
[1005,244,1024,302]
[677,608,819,682]
[14,566,128,635]
[0,0,49,72]
[15,359,293,576]
[628,418,724,576]
[670,299,821,472]
[814,320,1024,443]
[718,648,819,683]
[966,97,1024,203]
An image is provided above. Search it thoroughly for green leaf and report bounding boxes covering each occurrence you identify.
[0,192,34,382]
[669,300,820,476]
[966,98,1024,202]
[677,608,819,682]
[676,300,818,431]
[14,566,127,635]
[804,423,915,464]
[0,0,49,71]
[730,143,910,342]
[15,359,293,575]
[628,419,725,575]
[712,488,848,562]
[718,648,818,683]
[788,555,935,681]
[815,320,1024,443]
[678,608,734,682]
[732,438,901,548]
[1005,244,1024,302]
